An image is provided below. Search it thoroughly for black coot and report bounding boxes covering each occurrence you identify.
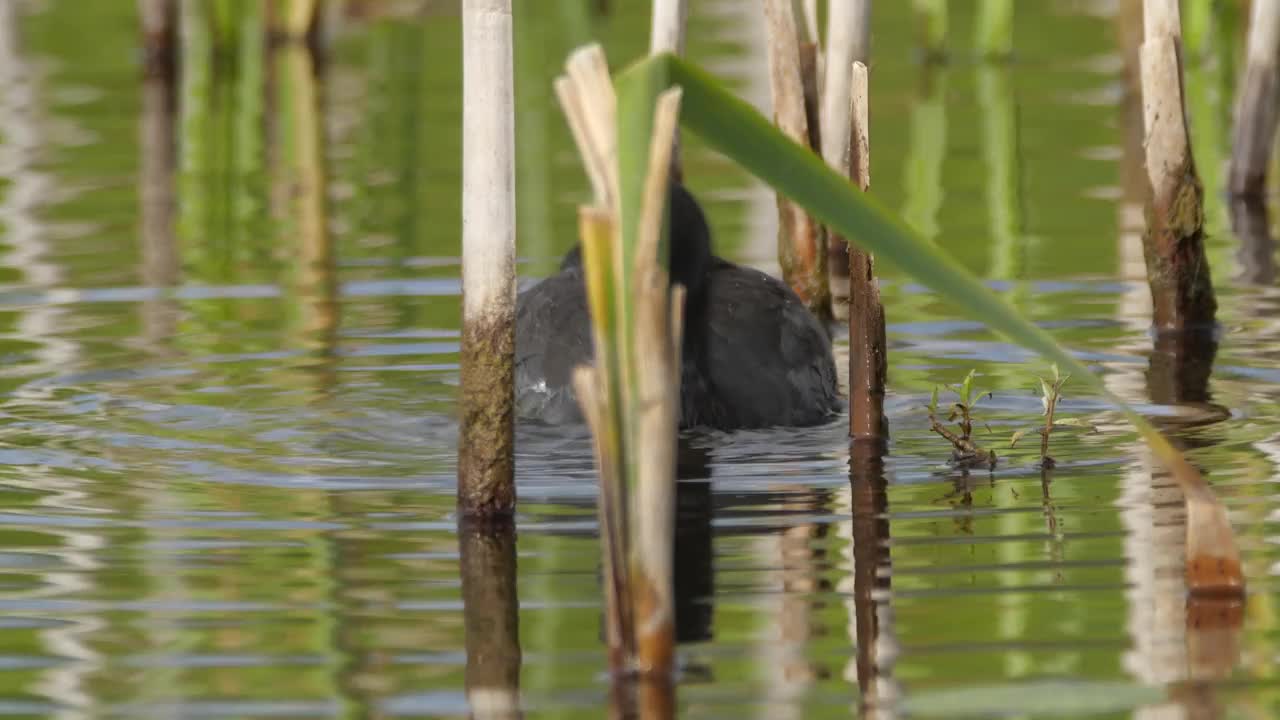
[514,183,841,430]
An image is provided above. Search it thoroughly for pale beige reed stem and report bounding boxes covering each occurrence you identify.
[650,0,687,178]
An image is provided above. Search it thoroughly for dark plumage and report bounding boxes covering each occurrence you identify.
[514,183,841,430]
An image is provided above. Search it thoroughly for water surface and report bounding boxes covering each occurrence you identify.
[0,1,1277,718]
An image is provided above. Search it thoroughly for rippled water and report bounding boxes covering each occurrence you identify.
[0,1,1277,718]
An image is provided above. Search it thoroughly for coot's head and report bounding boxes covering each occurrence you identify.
[559,182,714,299]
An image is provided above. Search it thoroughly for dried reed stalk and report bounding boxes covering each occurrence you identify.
[556,44,684,678]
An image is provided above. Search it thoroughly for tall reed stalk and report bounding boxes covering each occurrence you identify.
[767,0,886,439]
[458,0,516,517]
[1139,0,1216,330]
[763,0,827,315]
[841,64,886,443]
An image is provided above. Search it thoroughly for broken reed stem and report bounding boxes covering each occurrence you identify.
[1228,0,1280,197]
[844,63,887,442]
[630,90,683,678]
[763,0,828,314]
[572,206,632,669]
[813,2,885,439]
[631,275,681,677]
[556,45,682,678]
[820,49,885,440]
[555,77,610,206]
[458,0,516,517]
[1139,19,1216,329]
[565,47,620,206]
[927,408,997,469]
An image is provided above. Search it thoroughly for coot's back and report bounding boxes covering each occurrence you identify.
[513,183,842,430]
[680,259,841,429]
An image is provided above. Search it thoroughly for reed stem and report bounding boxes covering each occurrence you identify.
[974,0,1013,58]
[844,63,887,443]
[557,46,684,681]
[649,0,686,179]
[1139,0,1216,330]
[458,0,517,517]
[277,0,318,41]
[1138,0,1239,596]
[821,0,870,169]
[763,0,828,314]
[139,0,177,79]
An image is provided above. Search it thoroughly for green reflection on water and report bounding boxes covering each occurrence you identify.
[0,1,1275,718]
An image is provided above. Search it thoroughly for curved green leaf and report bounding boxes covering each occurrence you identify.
[612,51,1242,593]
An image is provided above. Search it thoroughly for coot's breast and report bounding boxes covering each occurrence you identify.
[681,259,842,430]
[514,267,592,424]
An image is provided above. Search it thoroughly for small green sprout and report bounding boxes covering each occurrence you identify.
[1010,363,1097,468]
[927,370,997,469]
